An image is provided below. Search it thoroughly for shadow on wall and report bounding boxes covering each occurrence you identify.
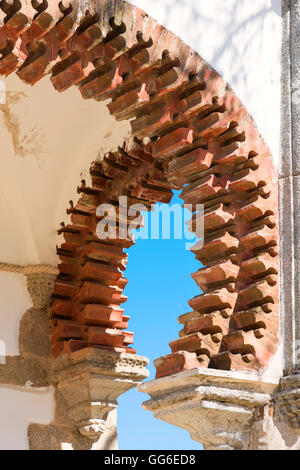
[130,0,281,166]
[206,0,280,93]
[271,0,282,17]
[131,0,281,77]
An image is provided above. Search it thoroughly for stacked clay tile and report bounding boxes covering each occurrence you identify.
[51,140,174,356]
[51,156,134,356]
[0,1,279,372]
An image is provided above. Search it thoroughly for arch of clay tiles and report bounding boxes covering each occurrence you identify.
[0,0,279,376]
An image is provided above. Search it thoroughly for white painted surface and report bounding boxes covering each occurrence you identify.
[0,272,31,356]
[130,0,281,167]
[0,385,54,450]
[0,75,130,266]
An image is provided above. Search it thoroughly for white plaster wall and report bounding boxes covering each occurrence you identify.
[0,385,54,450]
[130,0,281,167]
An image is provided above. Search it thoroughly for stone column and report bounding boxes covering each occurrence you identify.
[274,0,300,445]
[28,348,149,450]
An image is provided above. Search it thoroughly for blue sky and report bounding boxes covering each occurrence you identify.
[117,192,203,450]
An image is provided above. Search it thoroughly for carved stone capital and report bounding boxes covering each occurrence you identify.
[277,374,300,429]
[51,348,149,440]
[140,368,278,450]
[26,272,57,309]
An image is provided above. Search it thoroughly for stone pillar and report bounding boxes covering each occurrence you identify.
[280,0,300,375]
[28,348,149,450]
[272,0,300,448]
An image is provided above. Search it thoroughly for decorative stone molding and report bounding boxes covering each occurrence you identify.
[248,402,278,450]
[26,272,57,309]
[53,347,149,438]
[277,374,300,429]
[29,348,149,449]
[0,263,58,276]
[140,368,278,450]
